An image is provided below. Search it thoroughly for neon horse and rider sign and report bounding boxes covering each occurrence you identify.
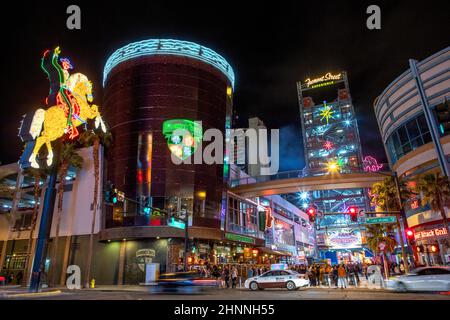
[18,47,106,169]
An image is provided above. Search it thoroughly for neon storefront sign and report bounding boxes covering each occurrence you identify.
[326,228,362,249]
[414,227,448,240]
[304,72,342,88]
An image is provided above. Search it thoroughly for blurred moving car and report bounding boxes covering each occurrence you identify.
[245,269,309,291]
[387,266,450,292]
[150,271,219,293]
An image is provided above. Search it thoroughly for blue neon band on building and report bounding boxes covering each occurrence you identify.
[103,39,235,88]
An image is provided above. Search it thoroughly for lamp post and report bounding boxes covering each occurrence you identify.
[183,212,189,272]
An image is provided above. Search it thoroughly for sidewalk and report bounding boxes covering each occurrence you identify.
[306,278,386,291]
[0,285,62,298]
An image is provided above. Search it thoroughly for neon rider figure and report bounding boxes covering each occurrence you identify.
[41,47,79,139]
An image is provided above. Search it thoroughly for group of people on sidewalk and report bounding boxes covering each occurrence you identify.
[191,264,243,288]
[184,259,417,290]
[0,271,23,286]
[290,263,361,289]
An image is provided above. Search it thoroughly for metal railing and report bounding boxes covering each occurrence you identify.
[230,164,391,187]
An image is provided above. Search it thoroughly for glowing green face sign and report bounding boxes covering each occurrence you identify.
[162,119,202,160]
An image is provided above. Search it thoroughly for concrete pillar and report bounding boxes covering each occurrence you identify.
[25,238,37,286]
[0,240,7,272]
[117,240,126,285]
[59,235,72,286]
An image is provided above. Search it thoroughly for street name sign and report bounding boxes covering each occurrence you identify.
[365,216,397,224]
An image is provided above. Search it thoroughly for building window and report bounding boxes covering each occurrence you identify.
[387,113,431,164]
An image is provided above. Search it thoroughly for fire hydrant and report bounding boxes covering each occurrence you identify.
[90,278,95,288]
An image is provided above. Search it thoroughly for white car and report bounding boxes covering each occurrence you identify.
[244,269,309,291]
[387,266,450,292]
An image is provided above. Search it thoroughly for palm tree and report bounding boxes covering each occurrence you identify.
[49,143,83,286]
[79,129,112,288]
[21,167,50,286]
[366,224,398,279]
[416,173,450,243]
[370,177,409,211]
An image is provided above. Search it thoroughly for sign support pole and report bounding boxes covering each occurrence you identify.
[29,143,61,292]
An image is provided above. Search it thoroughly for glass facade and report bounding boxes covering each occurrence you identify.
[226,195,264,239]
[386,113,432,164]
[103,53,233,231]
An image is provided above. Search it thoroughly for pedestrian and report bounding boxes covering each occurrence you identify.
[325,264,332,287]
[16,271,23,286]
[309,267,316,286]
[223,266,230,288]
[247,267,253,279]
[332,265,338,287]
[399,263,405,274]
[338,264,347,289]
[231,266,238,288]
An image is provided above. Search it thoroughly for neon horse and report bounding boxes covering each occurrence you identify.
[29,73,106,168]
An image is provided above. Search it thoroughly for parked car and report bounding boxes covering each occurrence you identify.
[387,266,450,292]
[245,269,309,291]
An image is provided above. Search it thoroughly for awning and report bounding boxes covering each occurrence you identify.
[257,247,293,256]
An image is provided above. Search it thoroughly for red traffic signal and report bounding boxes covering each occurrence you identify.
[307,207,316,223]
[348,206,358,222]
[406,229,414,239]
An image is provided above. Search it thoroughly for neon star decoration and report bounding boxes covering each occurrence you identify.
[320,101,334,124]
[324,140,333,150]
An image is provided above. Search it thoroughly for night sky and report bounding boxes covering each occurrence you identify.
[1,1,449,171]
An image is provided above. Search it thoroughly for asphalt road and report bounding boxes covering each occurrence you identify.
[19,287,450,300]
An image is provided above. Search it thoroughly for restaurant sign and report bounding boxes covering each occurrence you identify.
[414,227,448,240]
[225,233,255,244]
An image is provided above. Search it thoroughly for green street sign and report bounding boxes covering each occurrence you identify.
[365,216,397,224]
[225,233,254,244]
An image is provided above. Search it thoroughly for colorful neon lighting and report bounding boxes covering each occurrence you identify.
[25,47,107,168]
[363,156,383,172]
[304,72,342,88]
[320,102,334,124]
[103,39,235,88]
[163,119,203,160]
[324,140,333,150]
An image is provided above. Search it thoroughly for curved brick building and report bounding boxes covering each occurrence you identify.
[102,39,234,279]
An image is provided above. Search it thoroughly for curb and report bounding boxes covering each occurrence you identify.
[1,290,62,298]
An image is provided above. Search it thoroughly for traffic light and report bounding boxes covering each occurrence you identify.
[143,197,152,215]
[307,207,316,223]
[112,188,118,204]
[348,206,358,222]
[104,183,117,204]
[406,229,414,240]
[435,99,450,135]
